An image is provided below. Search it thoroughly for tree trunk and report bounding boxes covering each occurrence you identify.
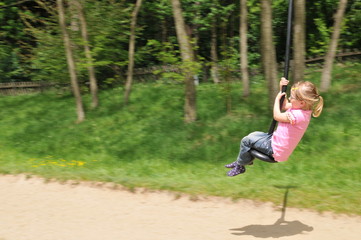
[74,0,99,108]
[210,20,220,84]
[124,0,143,105]
[57,0,85,123]
[161,19,168,44]
[260,0,278,108]
[240,0,250,97]
[192,1,200,60]
[170,0,197,123]
[292,0,305,83]
[320,0,348,92]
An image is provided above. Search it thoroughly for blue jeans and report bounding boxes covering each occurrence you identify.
[236,131,273,166]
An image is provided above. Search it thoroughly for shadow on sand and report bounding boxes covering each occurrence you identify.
[230,186,314,238]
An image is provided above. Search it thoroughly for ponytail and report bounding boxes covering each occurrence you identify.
[312,95,323,117]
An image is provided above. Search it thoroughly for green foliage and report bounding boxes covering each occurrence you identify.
[29,26,69,83]
[340,1,361,49]
[144,39,183,82]
[18,0,132,84]
[247,0,262,65]
[83,0,131,70]
[0,1,31,82]
[309,18,330,55]
[306,0,345,56]
[144,39,203,83]
[146,40,181,64]
[1,0,361,83]
[0,43,26,82]
[0,63,360,215]
[0,2,27,43]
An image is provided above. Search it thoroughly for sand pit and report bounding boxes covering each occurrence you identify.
[0,174,360,240]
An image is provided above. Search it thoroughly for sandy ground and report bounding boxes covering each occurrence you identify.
[0,174,360,240]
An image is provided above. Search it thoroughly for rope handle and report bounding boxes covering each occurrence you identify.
[268,0,293,134]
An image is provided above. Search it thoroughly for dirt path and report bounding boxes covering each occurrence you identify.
[0,174,360,240]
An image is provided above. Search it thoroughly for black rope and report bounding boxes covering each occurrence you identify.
[268,0,294,134]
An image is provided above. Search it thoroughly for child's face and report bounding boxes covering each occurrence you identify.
[289,91,305,109]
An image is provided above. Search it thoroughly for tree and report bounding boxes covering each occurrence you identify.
[3,0,361,95]
[239,0,249,97]
[210,16,220,84]
[124,0,143,105]
[170,0,197,123]
[190,0,233,85]
[292,0,305,83]
[206,0,220,84]
[320,0,348,92]
[73,0,99,108]
[57,0,85,123]
[260,0,278,107]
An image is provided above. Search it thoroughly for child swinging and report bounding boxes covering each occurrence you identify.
[225,77,324,176]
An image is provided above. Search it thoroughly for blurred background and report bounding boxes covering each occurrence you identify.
[0,0,360,215]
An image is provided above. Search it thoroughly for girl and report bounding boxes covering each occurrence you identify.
[225,78,324,176]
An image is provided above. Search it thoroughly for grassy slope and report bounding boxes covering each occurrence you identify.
[0,62,360,215]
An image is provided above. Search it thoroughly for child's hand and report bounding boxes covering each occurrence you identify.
[280,77,289,91]
[276,91,287,101]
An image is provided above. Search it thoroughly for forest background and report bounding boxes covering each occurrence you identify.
[1,0,360,119]
[0,0,360,215]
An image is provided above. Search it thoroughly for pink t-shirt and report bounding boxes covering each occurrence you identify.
[271,108,312,162]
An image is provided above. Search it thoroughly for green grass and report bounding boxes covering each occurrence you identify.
[0,61,360,215]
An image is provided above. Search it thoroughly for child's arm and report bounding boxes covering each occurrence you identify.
[274,92,292,123]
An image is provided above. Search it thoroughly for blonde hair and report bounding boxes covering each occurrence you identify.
[291,81,323,117]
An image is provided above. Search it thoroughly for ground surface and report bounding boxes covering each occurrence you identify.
[0,174,360,240]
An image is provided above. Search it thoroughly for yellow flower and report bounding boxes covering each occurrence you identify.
[77,161,85,166]
[28,156,87,168]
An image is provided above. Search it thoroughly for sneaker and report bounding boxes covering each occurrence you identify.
[227,165,246,177]
[224,161,238,168]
